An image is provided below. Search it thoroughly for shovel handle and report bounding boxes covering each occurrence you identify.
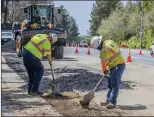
[92,75,105,92]
[50,60,56,83]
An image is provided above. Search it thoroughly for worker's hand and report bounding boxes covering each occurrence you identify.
[104,69,109,75]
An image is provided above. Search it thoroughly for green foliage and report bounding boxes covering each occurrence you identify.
[142,29,154,49]
[91,1,154,49]
[127,36,140,49]
[89,0,119,36]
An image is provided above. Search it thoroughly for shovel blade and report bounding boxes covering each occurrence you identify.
[52,84,61,95]
[80,92,94,105]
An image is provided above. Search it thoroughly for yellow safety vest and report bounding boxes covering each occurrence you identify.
[100,40,124,69]
[24,34,51,60]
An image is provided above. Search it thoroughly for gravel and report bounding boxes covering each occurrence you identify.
[3,54,136,93]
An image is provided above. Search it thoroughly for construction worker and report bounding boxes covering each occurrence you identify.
[91,35,125,109]
[22,32,57,95]
[35,10,41,24]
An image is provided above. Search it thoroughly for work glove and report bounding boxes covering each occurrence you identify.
[104,69,110,79]
[104,69,109,75]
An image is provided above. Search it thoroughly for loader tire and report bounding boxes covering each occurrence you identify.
[54,46,64,59]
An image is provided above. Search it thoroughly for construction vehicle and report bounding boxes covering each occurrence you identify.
[15,3,67,59]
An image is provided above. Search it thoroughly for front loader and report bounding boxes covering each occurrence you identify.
[15,3,67,59]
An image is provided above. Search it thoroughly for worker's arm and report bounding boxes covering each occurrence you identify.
[101,61,108,73]
[46,54,52,68]
[44,40,52,68]
[100,49,109,74]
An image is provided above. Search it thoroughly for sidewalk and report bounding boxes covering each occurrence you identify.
[1,55,62,116]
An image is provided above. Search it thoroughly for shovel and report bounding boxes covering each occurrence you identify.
[50,64,61,96]
[79,74,106,106]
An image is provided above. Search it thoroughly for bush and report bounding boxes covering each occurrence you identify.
[127,36,140,49]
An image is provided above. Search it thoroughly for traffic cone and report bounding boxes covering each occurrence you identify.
[74,46,79,54]
[87,47,91,55]
[152,53,154,57]
[138,49,142,55]
[127,49,132,62]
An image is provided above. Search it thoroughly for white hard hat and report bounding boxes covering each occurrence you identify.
[91,36,102,49]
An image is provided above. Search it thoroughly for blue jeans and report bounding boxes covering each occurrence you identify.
[106,63,126,105]
[22,49,44,92]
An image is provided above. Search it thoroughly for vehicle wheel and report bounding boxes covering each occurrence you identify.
[150,48,153,55]
[54,46,64,59]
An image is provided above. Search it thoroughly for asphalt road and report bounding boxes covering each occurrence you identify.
[64,47,154,66]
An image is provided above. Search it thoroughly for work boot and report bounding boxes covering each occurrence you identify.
[100,101,109,106]
[106,103,115,109]
[31,91,43,96]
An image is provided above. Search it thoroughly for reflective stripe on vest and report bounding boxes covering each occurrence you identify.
[30,39,48,55]
[109,50,121,62]
[104,45,117,55]
[104,45,121,63]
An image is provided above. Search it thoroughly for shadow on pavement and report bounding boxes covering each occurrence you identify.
[118,104,147,110]
[2,89,47,113]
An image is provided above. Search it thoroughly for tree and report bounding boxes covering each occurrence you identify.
[89,0,119,36]
[68,17,80,41]
[60,5,79,42]
[2,0,10,24]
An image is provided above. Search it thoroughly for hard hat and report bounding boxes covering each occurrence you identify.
[49,33,57,43]
[91,36,102,49]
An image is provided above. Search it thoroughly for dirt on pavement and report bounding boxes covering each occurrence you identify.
[42,91,123,116]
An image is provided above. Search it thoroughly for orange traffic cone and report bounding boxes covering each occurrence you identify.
[127,49,132,62]
[74,46,79,54]
[138,49,142,55]
[152,53,154,57]
[87,47,91,55]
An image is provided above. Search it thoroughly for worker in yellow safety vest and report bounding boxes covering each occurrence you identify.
[22,32,57,95]
[91,35,126,109]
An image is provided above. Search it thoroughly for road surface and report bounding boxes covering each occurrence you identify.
[64,47,154,66]
[2,46,154,116]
